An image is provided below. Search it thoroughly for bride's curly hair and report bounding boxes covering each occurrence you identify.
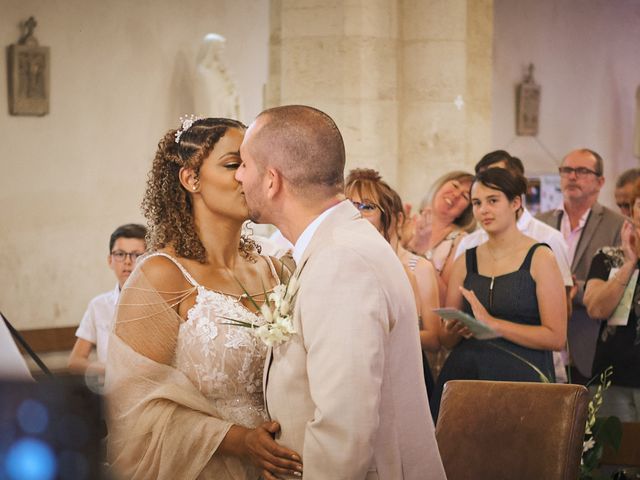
[142,117,247,263]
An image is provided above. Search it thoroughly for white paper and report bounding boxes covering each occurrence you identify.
[0,315,34,380]
[608,268,638,326]
[434,307,501,340]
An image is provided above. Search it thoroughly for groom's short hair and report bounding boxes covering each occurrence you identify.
[253,105,345,195]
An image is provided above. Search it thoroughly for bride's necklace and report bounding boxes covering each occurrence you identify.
[217,267,275,304]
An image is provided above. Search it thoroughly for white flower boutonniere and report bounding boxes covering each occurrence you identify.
[223,271,300,348]
[254,276,298,347]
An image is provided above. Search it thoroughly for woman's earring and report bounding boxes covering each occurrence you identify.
[239,222,260,262]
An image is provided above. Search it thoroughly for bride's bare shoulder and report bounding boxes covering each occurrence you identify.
[138,251,193,292]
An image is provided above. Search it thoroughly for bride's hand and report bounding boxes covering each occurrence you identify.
[244,421,302,478]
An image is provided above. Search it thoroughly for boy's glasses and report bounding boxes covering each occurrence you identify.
[111,251,144,263]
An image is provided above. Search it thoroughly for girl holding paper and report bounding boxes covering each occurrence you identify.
[583,183,640,421]
[431,168,566,419]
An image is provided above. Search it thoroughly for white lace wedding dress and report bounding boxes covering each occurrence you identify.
[169,253,268,429]
[106,252,275,480]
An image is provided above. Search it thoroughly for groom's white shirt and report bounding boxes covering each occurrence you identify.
[264,200,446,480]
[292,202,341,265]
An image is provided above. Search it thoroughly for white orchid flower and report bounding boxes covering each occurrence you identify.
[279,299,291,316]
[260,303,273,324]
[582,437,595,453]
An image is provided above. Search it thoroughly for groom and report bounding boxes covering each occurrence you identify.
[236,105,446,480]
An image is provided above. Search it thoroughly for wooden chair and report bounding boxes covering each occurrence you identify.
[435,380,589,480]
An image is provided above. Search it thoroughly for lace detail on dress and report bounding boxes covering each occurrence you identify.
[139,251,277,429]
[175,285,268,429]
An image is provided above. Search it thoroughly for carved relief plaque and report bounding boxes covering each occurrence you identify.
[516,64,540,136]
[7,17,50,116]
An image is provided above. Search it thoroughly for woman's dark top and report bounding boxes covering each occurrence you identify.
[431,243,555,420]
[586,250,640,388]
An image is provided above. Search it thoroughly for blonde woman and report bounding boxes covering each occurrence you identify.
[405,171,475,305]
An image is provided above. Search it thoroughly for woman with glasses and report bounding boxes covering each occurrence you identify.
[345,168,441,398]
[431,168,566,419]
[105,118,302,480]
[68,223,146,378]
[584,179,640,422]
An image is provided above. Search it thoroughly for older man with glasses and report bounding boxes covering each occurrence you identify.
[538,149,624,384]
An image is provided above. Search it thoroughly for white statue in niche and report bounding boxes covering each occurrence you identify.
[194,33,241,119]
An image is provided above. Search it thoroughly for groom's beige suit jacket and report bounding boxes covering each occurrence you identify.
[263,201,446,480]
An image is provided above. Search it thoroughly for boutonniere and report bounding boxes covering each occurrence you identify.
[223,265,301,347]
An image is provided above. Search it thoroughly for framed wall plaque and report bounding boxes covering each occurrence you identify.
[7,17,49,116]
[516,64,540,136]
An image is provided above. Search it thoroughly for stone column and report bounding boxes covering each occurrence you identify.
[267,0,401,183]
[267,0,492,204]
[398,0,493,204]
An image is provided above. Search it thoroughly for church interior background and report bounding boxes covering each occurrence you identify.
[1,0,639,343]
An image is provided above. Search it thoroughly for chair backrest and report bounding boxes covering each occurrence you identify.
[601,421,640,467]
[435,380,588,480]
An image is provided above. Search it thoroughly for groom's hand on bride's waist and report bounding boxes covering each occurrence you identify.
[244,421,303,478]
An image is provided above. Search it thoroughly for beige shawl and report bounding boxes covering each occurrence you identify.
[104,265,258,480]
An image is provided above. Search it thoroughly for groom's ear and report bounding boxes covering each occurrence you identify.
[266,167,282,199]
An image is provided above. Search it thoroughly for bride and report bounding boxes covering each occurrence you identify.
[105,117,302,479]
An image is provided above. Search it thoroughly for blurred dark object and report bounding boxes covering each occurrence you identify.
[612,468,640,480]
[0,375,105,479]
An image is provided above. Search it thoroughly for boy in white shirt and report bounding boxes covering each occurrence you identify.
[68,224,146,376]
